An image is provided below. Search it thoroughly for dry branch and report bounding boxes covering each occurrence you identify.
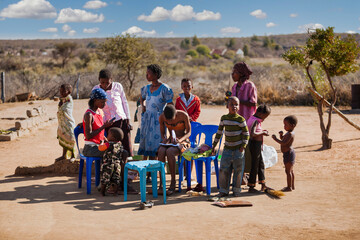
[308,87,360,131]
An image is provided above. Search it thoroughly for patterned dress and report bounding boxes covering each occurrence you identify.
[138,83,173,157]
[57,95,76,157]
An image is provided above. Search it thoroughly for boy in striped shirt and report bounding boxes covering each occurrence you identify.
[211,96,249,197]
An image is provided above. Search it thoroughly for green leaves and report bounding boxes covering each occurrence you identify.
[283,27,360,78]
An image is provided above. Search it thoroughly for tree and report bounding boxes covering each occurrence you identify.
[196,44,211,56]
[180,38,191,49]
[283,27,360,149]
[226,38,236,49]
[99,34,157,93]
[53,42,78,68]
[243,44,249,56]
[192,35,201,46]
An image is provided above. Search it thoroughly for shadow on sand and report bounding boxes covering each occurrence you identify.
[0,174,278,211]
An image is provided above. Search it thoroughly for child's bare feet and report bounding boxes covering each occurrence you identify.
[281,187,292,192]
[99,184,106,196]
[107,184,116,195]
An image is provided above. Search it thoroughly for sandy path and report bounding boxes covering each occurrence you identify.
[0,100,359,239]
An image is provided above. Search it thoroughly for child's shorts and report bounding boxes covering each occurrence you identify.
[283,149,295,165]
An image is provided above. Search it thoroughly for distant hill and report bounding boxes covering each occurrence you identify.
[0,33,359,58]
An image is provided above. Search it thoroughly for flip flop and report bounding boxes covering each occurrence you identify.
[139,201,154,210]
[166,188,175,196]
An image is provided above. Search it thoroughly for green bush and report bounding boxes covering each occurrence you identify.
[186,49,198,58]
[196,45,211,56]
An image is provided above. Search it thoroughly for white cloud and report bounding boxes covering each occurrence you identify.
[55,8,104,23]
[266,22,277,27]
[0,0,56,19]
[116,2,122,6]
[39,27,57,32]
[138,6,170,22]
[121,26,156,37]
[83,27,99,33]
[220,27,240,34]
[195,10,221,21]
[83,1,107,9]
[138,4,220,22]
[290,13,298,18]
[165,31,175,37]
[358,27,360,31]
[62,24,71,32]
[250,9,267,19]
[67,30,76,36]
[297,23,324,33]
[346,30,356,34]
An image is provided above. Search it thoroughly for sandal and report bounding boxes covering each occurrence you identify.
[139,201,154,210]
[193,183,205,192]
[166,188,175,196]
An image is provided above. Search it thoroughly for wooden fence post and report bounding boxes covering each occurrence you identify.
[1,72,5,103]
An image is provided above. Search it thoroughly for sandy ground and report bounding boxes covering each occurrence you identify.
[0,99,359,240]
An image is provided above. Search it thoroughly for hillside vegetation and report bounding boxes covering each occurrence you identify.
[0,33,359,106]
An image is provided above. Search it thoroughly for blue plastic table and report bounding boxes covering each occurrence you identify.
[124,160,166,203]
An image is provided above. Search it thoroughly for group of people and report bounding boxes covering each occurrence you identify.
[56,62,297,198]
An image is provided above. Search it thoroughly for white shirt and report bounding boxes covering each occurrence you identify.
[92,82,131,121]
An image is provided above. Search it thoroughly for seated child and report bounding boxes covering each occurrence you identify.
[175,78,201,122]
[246,104,271,192]
[98,127,137,196]
[272,115,297,192]
[212,96,249,197]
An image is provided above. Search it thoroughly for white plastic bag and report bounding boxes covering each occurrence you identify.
[261,144,278,169]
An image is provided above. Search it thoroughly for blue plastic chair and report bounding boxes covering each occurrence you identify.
[192,124,223,195]
[178,121,202,192]
[124,160,166,204]
[74,125,101,195]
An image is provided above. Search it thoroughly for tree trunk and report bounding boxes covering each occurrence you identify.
[317,100,332,149]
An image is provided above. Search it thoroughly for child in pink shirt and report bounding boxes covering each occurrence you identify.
[246,104,271,192]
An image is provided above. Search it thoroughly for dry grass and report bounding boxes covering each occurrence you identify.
[1,36,359,106]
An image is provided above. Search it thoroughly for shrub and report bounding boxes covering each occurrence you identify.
[196,45,211,56]
[186,49,198,58]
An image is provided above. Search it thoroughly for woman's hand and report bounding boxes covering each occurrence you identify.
[263,130,269,136]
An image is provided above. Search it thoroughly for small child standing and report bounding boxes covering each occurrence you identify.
[56,84,76,162]
[98,127,129,196]
[247,104,271,192]
[175,78,201,122]
[212,96,249,197]
[272,115,297,192]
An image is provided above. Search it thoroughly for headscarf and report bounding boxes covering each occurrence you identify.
[90,88,107,100]
[233,62,253,80]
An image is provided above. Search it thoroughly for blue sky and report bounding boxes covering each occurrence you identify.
[0,0,359,39]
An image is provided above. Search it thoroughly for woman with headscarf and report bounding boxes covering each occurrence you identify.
[231,62,257,121]
[82,88,114,157]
